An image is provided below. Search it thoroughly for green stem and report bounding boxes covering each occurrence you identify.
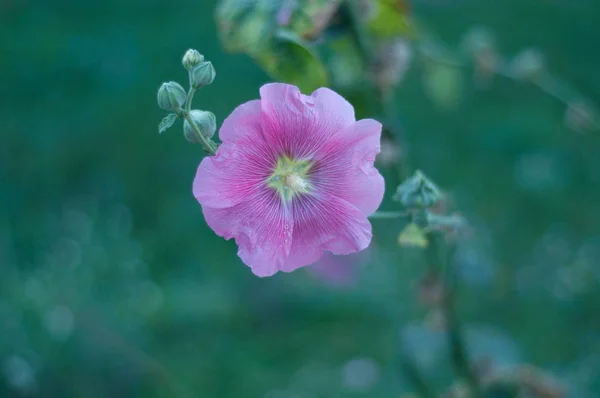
[419,40,600,130]
[346,1,430,396]
[185,87,196,114]
[426,213,467,230]
[183,85,218,155]
[397,351,434,398]
[184,113,217,156]
[369,211,409,219]
[426,233,481,396]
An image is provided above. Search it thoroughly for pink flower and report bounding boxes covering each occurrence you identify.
[193,83,384,277]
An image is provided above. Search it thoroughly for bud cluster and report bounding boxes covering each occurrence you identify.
[156,49,218,155]
[393,170,441,210]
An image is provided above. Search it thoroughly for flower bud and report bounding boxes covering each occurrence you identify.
[510,48,544,81]
[184,110,216,143]
[157,81,186,112]
[461,26,494,56]
[393,170,442,209]
[182,49,204,70]
[190,62,216,88]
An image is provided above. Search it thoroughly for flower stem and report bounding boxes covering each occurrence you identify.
[184,113,217,156]
[418,40,599,131]
[185,87,195,114]
[183,84,218,156]
[426,232,481,396]
[369,211,409,219]
[346,1,432,395]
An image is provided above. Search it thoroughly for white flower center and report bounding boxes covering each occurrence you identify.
[285,173,307,191]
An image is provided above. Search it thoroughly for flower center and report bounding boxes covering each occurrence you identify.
[267,155,313,201]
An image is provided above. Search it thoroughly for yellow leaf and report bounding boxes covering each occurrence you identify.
[398,223,429,248]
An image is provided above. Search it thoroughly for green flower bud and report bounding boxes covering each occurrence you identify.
[182,49,204,70]
[393,170,442,209]
[157,81,186,112]
[510,48,544,81]
[184,110,217,143]
[190,62,216,89]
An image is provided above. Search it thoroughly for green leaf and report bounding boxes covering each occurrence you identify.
[158,113,178,134]
[256,29,328,93]
[216,0,275,54]
[326,35,364,88]
[288,0,341,40]
[365,0,413,39]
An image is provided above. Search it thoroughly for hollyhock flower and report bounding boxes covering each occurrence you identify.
[193,83,384,276]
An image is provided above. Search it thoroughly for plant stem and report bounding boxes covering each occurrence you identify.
[185,87,196,114]
[426,232,480,396]
[346,1,431,396]
[184,113,217,156]
[419,40,599,130]
[397,350,434,398]
[369,211,409,219]
[183,85,217,155]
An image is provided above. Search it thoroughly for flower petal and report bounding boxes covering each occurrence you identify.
[311,119,385,215]
[202,189,294,277]
[193,141,273,209]
[281,194,372,273]
[259,83,356,159]
[310,86,356,135]
[218,99,263,144]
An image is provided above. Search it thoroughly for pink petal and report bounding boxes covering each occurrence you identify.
[218,99,263,144]
[202,188,294,277]
[259,83,355,158]
[311,119,385,216]
[281,194,372,273]
[310,87,356,136]
[193,141,273,209]
[194,99,277,209]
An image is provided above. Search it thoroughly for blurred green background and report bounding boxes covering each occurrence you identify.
[2,0,600,397]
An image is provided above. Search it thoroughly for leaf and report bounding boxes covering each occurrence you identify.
[326,35,364,88]
[288,0,342,40]
[158,113,178,134]
[256,29,328,93]
[216,0,275,54]
[365,0,413,39]
[216,0,342,54]
[398,223,429,248]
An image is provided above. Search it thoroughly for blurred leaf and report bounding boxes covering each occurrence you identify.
[365,0,413,38]
[216,0,341,54]
[326,35,364,88]
[288,0,342,40]
[217,0,275,53]
[158,113,177,134]
[256,29,328,93]
[423,62,463,110]
[398,223,429,248]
